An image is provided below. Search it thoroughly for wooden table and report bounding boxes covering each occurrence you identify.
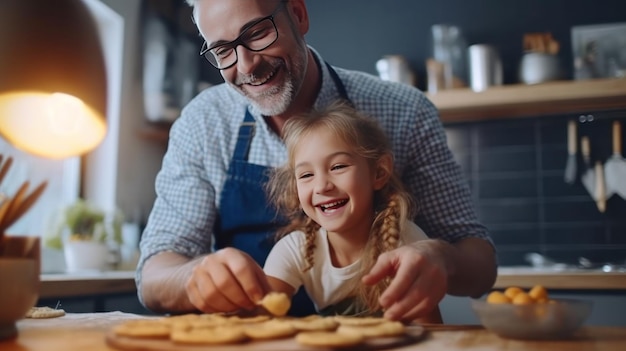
[3,312,626,350]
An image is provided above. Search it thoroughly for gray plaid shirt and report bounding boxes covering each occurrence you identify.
[136,48,491,301]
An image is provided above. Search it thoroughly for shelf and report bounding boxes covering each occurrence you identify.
[427,77,626,123]
[136,78,626,142]
[137,121,171,142]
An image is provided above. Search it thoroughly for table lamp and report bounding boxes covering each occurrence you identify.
[0,0,107,159]
[0,0,107,340]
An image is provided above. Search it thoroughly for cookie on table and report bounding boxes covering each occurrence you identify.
[112,319,171,339]
[333,315,386,326]
[25,306,66,319]
[171,325,248,345]
[257,292,291,317]
[290,316,339,331]
[243,319,297,340]
[296,330,365,348]
[337,320,406,338]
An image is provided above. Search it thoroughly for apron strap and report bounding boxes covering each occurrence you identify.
[324,61,353,106]
[232,109,256,161]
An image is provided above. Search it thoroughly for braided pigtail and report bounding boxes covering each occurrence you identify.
[302,217,320,272]
[357,193,406,312]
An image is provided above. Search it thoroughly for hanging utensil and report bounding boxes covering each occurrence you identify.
[604,120,626,199]
[564,120,577,184]
[594,161,606,213]
[580,136,596,199]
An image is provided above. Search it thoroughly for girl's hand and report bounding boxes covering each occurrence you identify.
[362,240,449,322]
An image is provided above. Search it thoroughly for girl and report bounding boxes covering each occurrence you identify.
[264,101,442,323]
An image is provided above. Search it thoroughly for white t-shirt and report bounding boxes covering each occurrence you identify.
[263,221,428,312]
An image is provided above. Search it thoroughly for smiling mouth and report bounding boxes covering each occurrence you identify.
[318,199,348,212]
[242,67,278,87]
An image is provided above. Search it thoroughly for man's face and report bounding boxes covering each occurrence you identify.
[194,0,309,116]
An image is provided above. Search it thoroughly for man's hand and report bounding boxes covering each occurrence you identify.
[140,248,271,314]
[362,240,449,321]
[186,248,271,313]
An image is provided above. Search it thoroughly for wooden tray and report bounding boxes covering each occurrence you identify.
[105,325,426,351]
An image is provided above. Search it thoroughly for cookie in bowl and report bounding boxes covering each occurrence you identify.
[472,285,592,340]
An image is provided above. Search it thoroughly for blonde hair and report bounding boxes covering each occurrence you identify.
[266,101,417,314]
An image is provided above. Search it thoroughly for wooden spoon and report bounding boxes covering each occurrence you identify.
[0,181,29,234]
[1,181,48,233]
[0,155,13,186]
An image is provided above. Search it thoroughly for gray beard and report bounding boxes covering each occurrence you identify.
[235,45,308,116]
[247,79,295,116]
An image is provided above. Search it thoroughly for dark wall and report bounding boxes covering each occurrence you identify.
[305,1,626,266]
[446,112,626,267]
[304,0,626,89]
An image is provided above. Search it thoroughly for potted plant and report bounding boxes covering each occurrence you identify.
[44,199,123,272]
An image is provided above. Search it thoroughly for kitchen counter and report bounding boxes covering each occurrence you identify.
[6,312,626,351]
[495,267,626,290]
[39,267,626,301]
[40,271,136,299]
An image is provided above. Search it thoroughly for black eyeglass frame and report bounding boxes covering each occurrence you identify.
[199,2,286,70]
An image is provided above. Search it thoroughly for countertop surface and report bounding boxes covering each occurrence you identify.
[4,312,626,351]
[38,267,626,300]
[494,267,626,290]
[40,271,137,299]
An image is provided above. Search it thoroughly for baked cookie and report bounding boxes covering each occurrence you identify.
[25,306,66,319]
[171,325,248,345]
[112,319,171,338]
[290,316,339,331]
[337,320,406,338]
[257,292,291,317]
[296,330,365,348]
[244,319,297,340]
[333,315,386,326]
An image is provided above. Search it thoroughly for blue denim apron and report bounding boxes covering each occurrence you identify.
[215,62,351,316]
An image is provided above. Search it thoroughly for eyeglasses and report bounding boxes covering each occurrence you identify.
[200,2,285,70]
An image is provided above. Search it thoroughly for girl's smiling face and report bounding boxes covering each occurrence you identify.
[293,127,385,239]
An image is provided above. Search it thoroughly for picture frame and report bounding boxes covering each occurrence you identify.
[571,22,626,80]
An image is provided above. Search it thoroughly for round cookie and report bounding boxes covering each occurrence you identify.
[296,330,364,348]
[333,315,386,326]
[258,292,291,317]
[337,321,406,338]
[25,306,66,319]
[244,319,297,340]
[290,317,339,331]
[113,320,171,339]
[171,325,247,345]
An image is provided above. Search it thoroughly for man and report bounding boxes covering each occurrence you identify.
[137,0,497,322]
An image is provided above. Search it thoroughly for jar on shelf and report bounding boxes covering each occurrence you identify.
[431,24,468,89]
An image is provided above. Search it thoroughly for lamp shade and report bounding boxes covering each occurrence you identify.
[0,0,107,159]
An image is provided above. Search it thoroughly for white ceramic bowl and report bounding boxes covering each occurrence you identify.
[471,298,592,340]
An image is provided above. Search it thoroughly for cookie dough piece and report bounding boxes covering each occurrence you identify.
[337,320,406,338]
[257,292,291,317]
[244,319,297,340]
[25,306,66,319]
[171,325,248,345]
[296,330,364,348]
[112,320,171,338]
[290,317,339,331]
[333,315,386,326]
